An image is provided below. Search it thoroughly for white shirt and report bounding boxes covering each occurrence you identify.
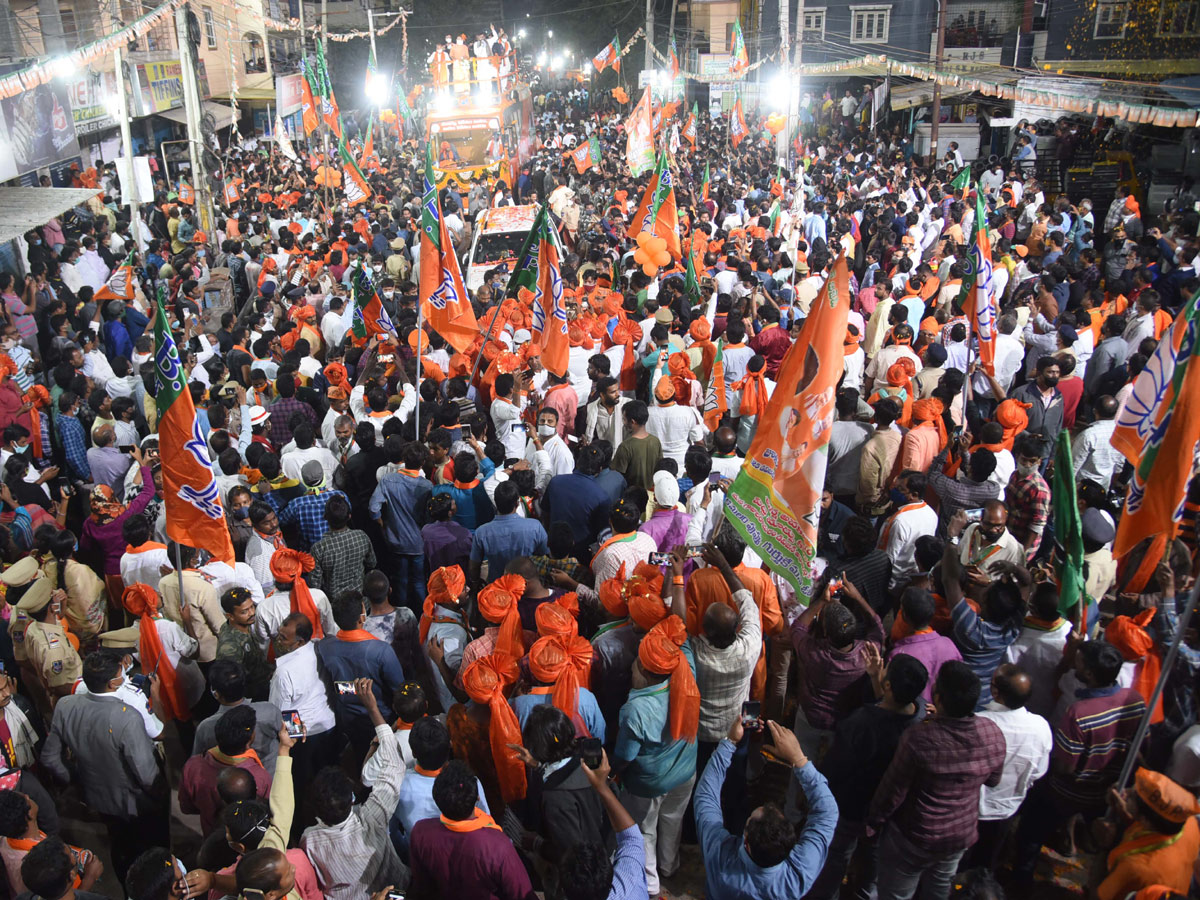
[270,641,337,736]
[1072,419,1122,491]
[120,544,172,596]
[82,349,116,388]
[646,403,707,467]
[882,502,938,590]
[253,587,335,650]
[984,448,1016,493]
[322,308,350,349]
[976,703,1052,820]
[199,559,266,606]
[152,617,198,668]
[281,446,341,485]
[1122,312,1155,356]
[1004,618,1073,719]
[843,348,865,393]
[77,675,165,739]
[528,435,574,490]
[865,345,922,394]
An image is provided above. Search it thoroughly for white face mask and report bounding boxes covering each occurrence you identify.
[537,424,556,438]
[1016,462,1038,476]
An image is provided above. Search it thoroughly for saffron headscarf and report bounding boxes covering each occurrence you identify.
[123,583,189,722]
[598,563,629,618]
[528,634,593,721]
[668,352,694,405]
[995,399,1031,451]
[269,548,323,639]
[89,484,125,524]
[1106,609,1163,724]
[911,397,948,452]
[323,362,350,391]
[534,593,579,637]
[476,574,526,659]
[420,566,466,643]
[733,365,770,417]
[638,617,699,742]
[461,653,526,802]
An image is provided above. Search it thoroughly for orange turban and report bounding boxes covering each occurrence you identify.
[461,654,526,803]
[911,397,948,451]
[477,574,526,659]
[420,566,466,643]
[638,618,699,742]
[886,362,910,388]
[270,548,324,639]
[568,323,594,349]
[0,355,17,379]
[627,571,669,631]
[123,583,187,722]
[654,378,676,404]
[995,399,1031,451]
[598,563,629,618]
[689,319,711,341]
[324,362,350,390]
[1132,768,1200,825]
[23,385,49,458]
[535,594,579,637]
[1106,609,1162,724]
[24,385,49,409]
[528,634,593,722]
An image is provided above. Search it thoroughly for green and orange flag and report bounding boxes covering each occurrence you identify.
[153,287,234,564]
[420,143,478,354]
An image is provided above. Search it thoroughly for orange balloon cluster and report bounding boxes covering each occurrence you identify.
[380,109,397,124]
[612,87,629,104]
[634,231,671,277]
[765,113,786,135]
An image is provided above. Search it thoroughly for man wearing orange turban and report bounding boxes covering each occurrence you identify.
[619,616,701,897]
[868,361,915,429]
[422,566,471,713]
[460,654,527,803]
[123,583,192,721]
[518,634,602,739]
[533,593,578,638]
[897,397,946,475]
[995,399,1031,451]
[259,548,333,647]
[463,575,531,677]
[687,319,717,382]
[1106,610,1164,724]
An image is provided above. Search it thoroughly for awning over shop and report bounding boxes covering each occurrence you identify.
[0,188,102,245]
[211,73,276,103]
[158,100,237,130]
[891,67,1018,111]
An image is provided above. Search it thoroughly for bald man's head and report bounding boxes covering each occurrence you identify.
[991,663,1033,710]
[714,427,737,455]
[702,601,739,650]
[218,765,258,805]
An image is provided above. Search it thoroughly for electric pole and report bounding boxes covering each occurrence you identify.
[929,0,948,163]
[778,0,790,162]
[113,44,143,253]
[175,4,214,233]
[645,0,654,75]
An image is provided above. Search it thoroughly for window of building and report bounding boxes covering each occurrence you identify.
[801,8,826,42]
[1093,0,1129,38]
[1159,0,1200,35]
[202,8,217,48]
[850,6,890,43]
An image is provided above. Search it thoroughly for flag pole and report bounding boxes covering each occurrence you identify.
[415,298,423,441]
[1116,580,1199,792]
[468,302,503,387]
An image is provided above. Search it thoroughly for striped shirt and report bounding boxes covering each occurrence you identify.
[1050,685,1145,807]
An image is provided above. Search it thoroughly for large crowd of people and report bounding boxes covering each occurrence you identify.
[0,59,1197,900]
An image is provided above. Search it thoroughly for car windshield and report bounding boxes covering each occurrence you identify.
[474,230,529,264]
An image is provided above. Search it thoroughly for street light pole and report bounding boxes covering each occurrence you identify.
[645,0,654,74]
[929,0,948,163]
[175,4,214,233]
[113,44,143,253]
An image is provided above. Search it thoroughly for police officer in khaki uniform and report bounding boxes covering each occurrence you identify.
[2,558,42,670]
[22,578,82,710]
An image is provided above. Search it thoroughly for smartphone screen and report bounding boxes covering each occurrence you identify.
[708,472,722,485]
[685,544,705,559]
[283,709,303,737]
[335,681,356,696]
[648,551,671,566]
[511,423,526,434]
[741,700,761,729]
[580,737,602,769]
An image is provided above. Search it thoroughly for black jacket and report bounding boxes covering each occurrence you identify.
[525,756,605,863]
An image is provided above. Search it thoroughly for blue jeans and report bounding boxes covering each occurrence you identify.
[392,552,426,616]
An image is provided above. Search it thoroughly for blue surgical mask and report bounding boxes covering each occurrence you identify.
[889,487,907,507]
[197,250,206,259]
[232,506,249,520]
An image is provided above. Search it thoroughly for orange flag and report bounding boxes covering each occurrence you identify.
[723,256,851,600]
[178,182,194,205]
[152,288,234,564]
[625,86,655,176]
[300,77,319,136]
[419,144,478,354]
[224,179,243,204]
[730,98,748,148]
[1111,288,1200,557]
[564,142,593,175]
[530,210,569,377]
